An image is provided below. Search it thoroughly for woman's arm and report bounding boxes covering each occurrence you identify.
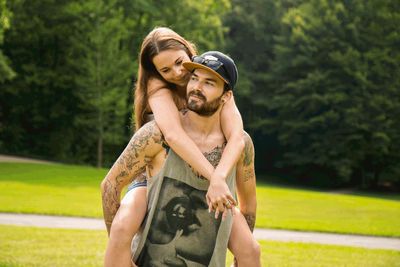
[206,94,245,215]
[148,87,215,179]
[217,94,245,179]
[148,86,237,211]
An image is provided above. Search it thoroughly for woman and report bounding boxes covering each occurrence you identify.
[104,27,260,266]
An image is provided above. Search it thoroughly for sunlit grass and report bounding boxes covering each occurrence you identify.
[0,163,106,217]
[1,162,400,236]
[0,225,107,267]
[227,239,400,267]
[256,183,400,237]
[1,225,399,267]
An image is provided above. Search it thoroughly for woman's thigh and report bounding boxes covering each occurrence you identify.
[228,208,260,265]
[110,186,148,238]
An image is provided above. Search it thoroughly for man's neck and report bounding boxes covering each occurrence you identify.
[182,109,221,138]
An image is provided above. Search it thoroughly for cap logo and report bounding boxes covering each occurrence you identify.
[204,55,219,61]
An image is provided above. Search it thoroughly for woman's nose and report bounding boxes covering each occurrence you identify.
[175,65,186,77]
[174,66,182,76]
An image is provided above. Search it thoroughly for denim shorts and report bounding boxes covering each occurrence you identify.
[127,180,147,193]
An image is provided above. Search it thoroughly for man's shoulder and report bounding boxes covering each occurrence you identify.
[140,119,160,132]
[133,120,165,151]
[241,131,255,166]
[243,131,254,147]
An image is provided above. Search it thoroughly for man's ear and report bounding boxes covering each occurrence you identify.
[221,90,233,103]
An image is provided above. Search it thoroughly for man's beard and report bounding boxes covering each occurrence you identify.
[186,90,223,117]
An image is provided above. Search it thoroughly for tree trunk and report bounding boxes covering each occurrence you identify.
[97,133,103,168]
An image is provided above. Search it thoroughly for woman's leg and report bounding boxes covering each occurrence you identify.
[104,186,147,267]
[228,208,261,267]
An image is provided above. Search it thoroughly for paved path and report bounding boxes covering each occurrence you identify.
[1,213,399,251]
[0,154,54,164]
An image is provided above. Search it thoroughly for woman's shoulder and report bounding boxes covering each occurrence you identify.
[147,77,169,94]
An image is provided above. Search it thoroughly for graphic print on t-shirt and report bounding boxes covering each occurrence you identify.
[137,176,222,266]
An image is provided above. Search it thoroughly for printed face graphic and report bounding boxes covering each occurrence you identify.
[137,177,221,266]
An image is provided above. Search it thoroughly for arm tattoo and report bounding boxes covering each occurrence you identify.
[241,133,255,182]
[243,213,256,232]
[102,179,120,233]
[243,134,254,167]
[102,121,162,233]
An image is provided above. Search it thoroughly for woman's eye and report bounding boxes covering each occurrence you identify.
[176,60,182,65]
[162,69,170,73]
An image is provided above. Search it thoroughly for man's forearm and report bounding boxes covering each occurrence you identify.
[243,212,256,232]
[101,178,121,235]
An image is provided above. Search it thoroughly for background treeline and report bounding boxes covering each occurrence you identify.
[1,0,399,190]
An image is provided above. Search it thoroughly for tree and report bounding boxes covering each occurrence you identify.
[223,0,305,172]
[0,0,82,160]
[66,0,132,167]
[259,0,400,187]
[0,0,15,81]
[0,0,231,167]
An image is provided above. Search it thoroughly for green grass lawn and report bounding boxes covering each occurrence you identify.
[0,163,106,217]
[0,225,399,267]
[256,183,400,237]
[1,162,400,236]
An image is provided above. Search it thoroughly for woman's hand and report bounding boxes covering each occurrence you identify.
[206,173,237,220]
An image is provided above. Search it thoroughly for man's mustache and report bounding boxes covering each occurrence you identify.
[187,90,206,101]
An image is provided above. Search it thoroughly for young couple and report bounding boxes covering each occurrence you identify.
[101,27,261,266]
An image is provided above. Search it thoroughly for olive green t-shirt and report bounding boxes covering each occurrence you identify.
[132,148,236,267]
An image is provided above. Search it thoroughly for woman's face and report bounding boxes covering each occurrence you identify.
[152,49,191,87]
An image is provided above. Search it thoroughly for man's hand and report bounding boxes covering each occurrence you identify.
[206,175,237,220]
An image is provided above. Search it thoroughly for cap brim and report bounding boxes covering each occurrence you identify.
[183,62,228,84]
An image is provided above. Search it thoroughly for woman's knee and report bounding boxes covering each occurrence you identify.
[109,220,133,245]
[250,240,261,259]
[238,238,261,259]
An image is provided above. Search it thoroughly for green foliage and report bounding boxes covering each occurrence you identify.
[234,0,400,187]
[2,0,399,188]
[66,0,132,167]
[0,0,15,81]
[0,0,230,167]
[0,0,83,161]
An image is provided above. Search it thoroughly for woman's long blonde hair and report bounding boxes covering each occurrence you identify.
[134,27,197,130]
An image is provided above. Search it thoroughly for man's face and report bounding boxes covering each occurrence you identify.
[186,68,225,116]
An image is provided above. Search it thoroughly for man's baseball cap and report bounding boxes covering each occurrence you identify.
[183,51,238,90]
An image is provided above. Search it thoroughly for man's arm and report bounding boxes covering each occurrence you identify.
[235,132,257,232]
[101,121,163,235]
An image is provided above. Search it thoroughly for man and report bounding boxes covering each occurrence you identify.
[102,51,259,266]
